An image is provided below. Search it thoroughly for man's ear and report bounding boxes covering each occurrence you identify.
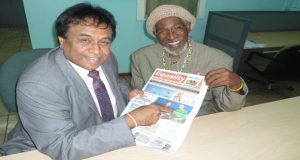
[186,22,192,32]
[58,36,65,48]
[152,31,157,37]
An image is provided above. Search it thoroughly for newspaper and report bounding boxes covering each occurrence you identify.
[121,69,208,153]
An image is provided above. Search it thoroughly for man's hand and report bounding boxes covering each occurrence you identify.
[125,104,172,128]
[128,88,144,101]
[205,68,243,91]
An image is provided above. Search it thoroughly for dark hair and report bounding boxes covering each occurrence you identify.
[55,3,116,40]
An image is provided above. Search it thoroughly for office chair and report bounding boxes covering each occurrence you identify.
[203,11,250,73]
[245,44,300,89]
[0,48,51,112]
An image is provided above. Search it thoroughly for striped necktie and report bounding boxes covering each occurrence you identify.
[88,70,114,122]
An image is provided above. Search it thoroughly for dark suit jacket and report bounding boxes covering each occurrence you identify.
[0,48,135,160]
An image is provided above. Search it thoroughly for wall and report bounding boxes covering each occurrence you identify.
[23,0,287,73]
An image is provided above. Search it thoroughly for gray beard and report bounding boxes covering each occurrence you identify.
[164,43,188,56]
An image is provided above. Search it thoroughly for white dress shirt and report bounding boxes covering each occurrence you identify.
[69,61,117,118]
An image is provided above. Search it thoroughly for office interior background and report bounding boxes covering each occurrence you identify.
[1,0,300,151]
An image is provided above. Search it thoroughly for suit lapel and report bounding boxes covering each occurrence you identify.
[54,49,100,115]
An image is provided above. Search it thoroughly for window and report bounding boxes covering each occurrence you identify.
[283,0,300,11]
[137,0,206,20]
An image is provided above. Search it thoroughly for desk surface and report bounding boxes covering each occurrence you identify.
[1,96,300,160]
[245,31,300,52]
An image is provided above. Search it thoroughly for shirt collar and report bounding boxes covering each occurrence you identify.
[68,60,101,78]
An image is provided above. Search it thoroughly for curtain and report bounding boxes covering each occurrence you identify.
[145,0,199,18]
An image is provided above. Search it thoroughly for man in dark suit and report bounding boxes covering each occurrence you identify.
[0,3,171,160]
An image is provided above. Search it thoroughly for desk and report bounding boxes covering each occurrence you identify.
[244,31,300,53]
[1,96,300,160]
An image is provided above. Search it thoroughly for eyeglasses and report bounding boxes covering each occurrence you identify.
[155,24,186,37]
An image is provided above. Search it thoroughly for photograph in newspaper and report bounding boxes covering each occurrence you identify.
[122,69,208,153]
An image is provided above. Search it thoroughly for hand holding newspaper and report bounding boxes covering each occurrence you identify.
[122,69,208,153]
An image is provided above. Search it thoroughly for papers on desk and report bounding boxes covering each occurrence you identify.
[244,39,266,49]
[122,69,208,153]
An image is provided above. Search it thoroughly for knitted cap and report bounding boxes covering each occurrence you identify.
[146,4,196,37]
